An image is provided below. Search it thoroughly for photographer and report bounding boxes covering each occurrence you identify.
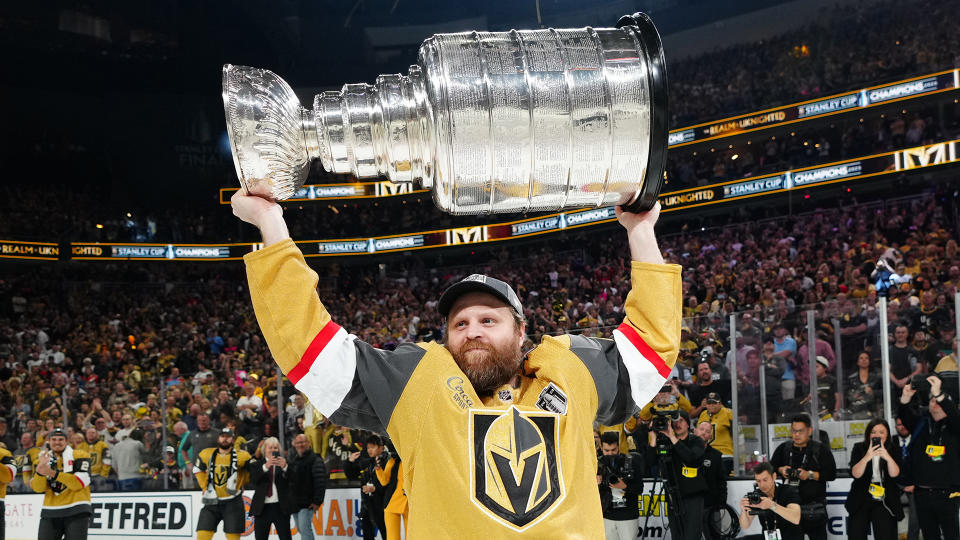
[845,419,902,540]
[695,422,729,540]
[770,414,836,540]
[647,410,707,540]
[345,435,387,540]
[897,375,960,540]
[597,432,644,540]
[739,462,802,540]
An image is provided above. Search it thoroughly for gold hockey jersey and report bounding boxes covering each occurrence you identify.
[75,440,111,478]
[0,447,14,499]
[245,239,680,538]
[194,447,254,500]
[30,448,92,518]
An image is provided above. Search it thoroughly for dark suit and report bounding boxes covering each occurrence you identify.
[250,462,292,540]
[845,441,903,540]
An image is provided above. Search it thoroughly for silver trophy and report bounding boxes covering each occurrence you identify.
[222,13,667,215]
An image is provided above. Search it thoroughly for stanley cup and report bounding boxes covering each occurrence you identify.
[222,12,667,215]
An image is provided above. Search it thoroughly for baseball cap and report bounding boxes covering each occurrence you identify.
[438,274,523,319]
[219,428,235,437]
[675,410,691,424]
[165,445,175,454]
[816,356,830,369]
[705,392,721,404]
[48,428,67,439]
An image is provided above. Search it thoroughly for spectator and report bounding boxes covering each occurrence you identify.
[111,428,147,491]
[250,437,292,540]
[180,413,217,488]
[287,433,327,540]
[695,392,735,473]
[846,352,882,419]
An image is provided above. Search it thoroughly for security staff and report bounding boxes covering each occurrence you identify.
[897,376,960,540]
[648,409,707,540]
[770,414,836,540]
[695,421,729,540]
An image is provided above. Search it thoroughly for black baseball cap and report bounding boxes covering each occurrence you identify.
[48,428,67,439]
[438,274,523,319]
[219,428,235,437]
[705,392,721,404]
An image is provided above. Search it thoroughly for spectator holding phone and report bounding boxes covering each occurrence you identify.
[250,437,291,540]
[845,419,902,540]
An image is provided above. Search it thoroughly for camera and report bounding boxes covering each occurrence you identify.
[651,408,679,432]
[746,485,766,515]
[598,454,635,486]
[784,467,801,487]
[375,449,391,469]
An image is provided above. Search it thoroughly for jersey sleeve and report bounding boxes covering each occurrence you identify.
[561,261,681,424]
[245,240,423,433]
[59,451,91,491]
[0,451,14,483]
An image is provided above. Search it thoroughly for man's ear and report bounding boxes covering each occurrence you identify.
[516,322,527,348]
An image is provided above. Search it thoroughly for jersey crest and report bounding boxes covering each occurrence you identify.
[469,406,564,531]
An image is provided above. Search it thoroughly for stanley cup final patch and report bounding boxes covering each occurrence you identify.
[536,383,568,415]
[469,406,564,531]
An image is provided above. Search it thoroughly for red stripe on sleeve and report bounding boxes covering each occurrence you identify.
[76,473,86,488]
[288,321,343,384]
[616,323,671,378]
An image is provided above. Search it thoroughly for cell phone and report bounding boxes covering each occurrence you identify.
[272,451,280,458]
[871,437,881,447]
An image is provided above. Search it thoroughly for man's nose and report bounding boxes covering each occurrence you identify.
[464,321,486,339]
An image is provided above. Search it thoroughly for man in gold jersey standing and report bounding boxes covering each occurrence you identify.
[232,187,680,538]
[31,428,92,540]
[1,443,15,540]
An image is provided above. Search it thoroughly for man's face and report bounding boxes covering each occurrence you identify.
[48,435,67,453]
[601,442,619,456]
[895,417,909,437]
[697,363,712,381]
[791,422,811,446]
[706,401,721,415]
[20,433,33,449]
[197,415,210,430]
[293,435,310,455]
[121,415,133,428]
[695,422,714,441]
[755,470,776,496]
[672,417,689,437]
[366,443,383,458]
[217,434,234,450]
[445,292,525,395]
[895,326,908,343]
[85,428,99,444]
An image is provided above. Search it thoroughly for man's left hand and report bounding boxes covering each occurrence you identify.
[798,468,813,481]
[753,496,775,510]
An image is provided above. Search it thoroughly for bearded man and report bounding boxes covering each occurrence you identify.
[233,188,680,539]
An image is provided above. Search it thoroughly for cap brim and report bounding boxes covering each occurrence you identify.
[438,281,514,318]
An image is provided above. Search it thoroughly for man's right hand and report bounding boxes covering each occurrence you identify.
[230,189,289,247]
[901,382,916,404]
[349,451,361,462]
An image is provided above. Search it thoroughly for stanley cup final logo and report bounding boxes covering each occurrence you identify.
[469,406,564,530]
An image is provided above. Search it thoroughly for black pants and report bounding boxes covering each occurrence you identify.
[847,500,898,540]
[362,503,386,540]
[38,512,91,540]
[915,488,960,540]
[669,495,704,540]
[254,502,292,540]
[800,513,828,540]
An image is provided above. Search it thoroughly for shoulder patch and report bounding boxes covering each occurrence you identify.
[536,383,568,415]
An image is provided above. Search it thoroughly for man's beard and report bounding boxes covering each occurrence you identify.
[451,337,522,395]
[218,440,233,450]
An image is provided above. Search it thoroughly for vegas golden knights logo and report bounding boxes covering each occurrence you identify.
[470,406,563,530]
[446,226,488,246]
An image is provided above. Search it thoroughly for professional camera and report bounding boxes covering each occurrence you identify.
[746,485,766,515]
[651,407,680,432]
[598,453,635,486]
[375,449,392,469]
[784,467,801,487]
